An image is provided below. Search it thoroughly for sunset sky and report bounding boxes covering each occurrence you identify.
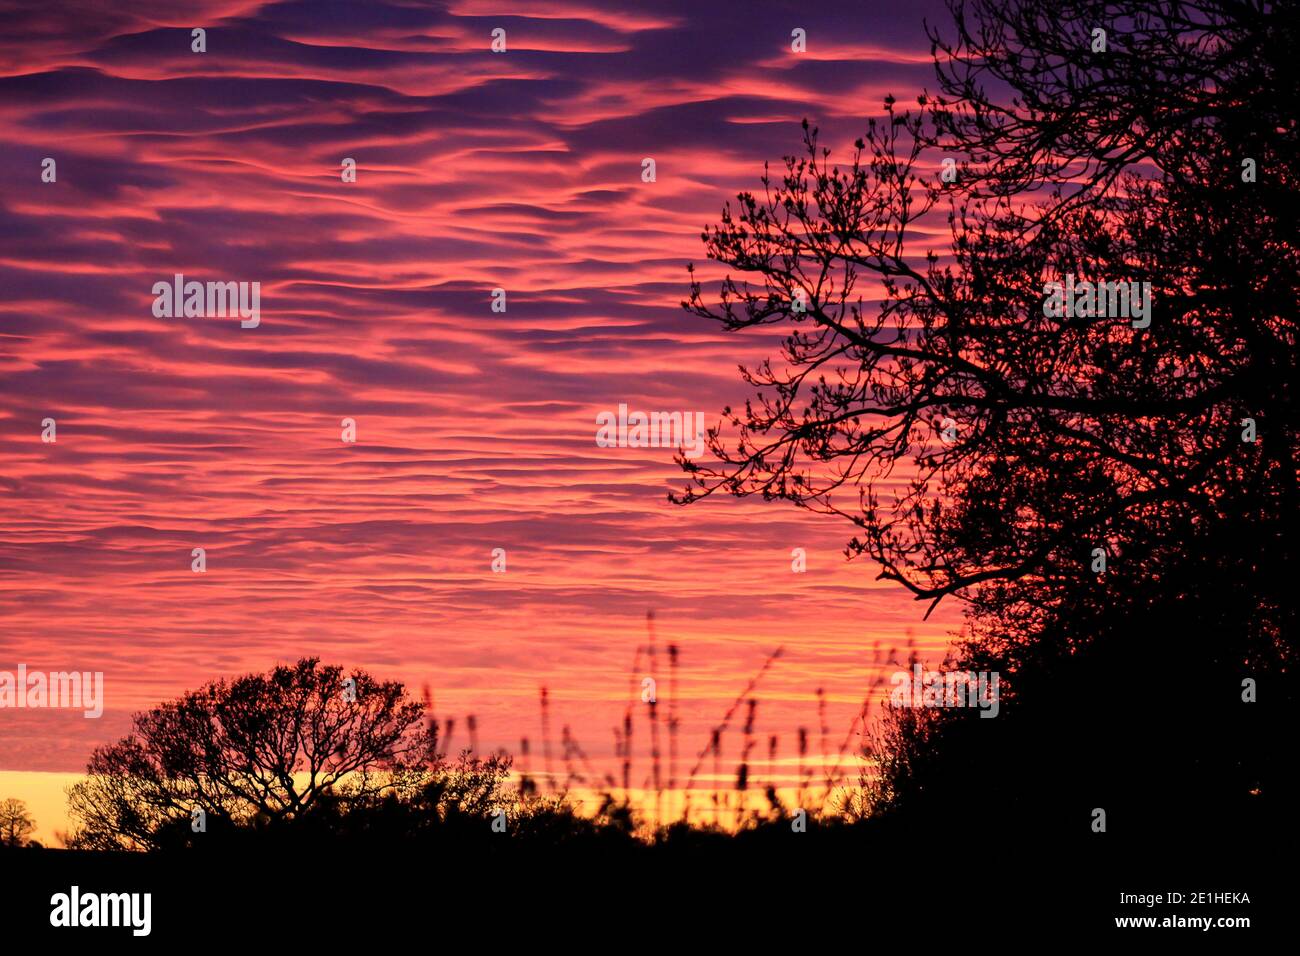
[0,0,963,841]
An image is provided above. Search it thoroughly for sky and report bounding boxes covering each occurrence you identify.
[0,0,963,841]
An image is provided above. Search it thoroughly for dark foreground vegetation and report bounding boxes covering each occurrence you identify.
[0,816,1276,939]
[0,645,1287,938]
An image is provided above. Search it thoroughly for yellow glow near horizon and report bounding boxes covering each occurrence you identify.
[0,765,877,847]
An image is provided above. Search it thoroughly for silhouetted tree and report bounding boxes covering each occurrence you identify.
[68,658,437,850]
[679,0,1297,843]
[678,0,1296,620]
[0,797,36,847]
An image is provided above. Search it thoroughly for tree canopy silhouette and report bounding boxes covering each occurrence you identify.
[0,797,36,847]
[68,658,437,850]
[676,0,1297,627]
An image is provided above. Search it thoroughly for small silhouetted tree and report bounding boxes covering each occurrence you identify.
[0,797,36,847]
[68,658,437,850]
